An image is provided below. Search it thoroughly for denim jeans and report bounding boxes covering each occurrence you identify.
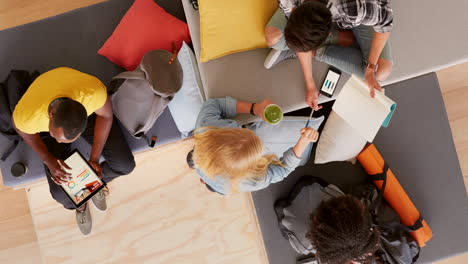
[267,8,393,77]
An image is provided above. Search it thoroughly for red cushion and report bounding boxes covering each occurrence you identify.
[98,0,191,70]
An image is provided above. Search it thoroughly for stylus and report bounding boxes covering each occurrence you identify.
[305,109,314,128]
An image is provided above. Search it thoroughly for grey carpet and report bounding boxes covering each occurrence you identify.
[252,73,468,264]
[0,0,185,186]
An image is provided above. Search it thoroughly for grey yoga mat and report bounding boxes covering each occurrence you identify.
[251,73,468,264]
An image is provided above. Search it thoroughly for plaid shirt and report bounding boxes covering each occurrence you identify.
[279,0,394,33]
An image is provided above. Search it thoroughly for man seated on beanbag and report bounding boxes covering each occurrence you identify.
[186,96,319,195]
[264,0,394,109]
[13,67,135,235]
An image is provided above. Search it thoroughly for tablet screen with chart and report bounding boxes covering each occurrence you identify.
[60,150,106,208]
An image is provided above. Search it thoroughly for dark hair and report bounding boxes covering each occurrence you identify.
[51,98,88,140]
[306,195,380,264]
[284,1,332,52]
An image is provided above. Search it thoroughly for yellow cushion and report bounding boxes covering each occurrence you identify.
[199,0,278,62]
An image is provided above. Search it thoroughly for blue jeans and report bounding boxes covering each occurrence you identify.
[267,8,393,77]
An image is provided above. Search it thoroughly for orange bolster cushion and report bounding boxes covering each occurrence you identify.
[357,144,433,247]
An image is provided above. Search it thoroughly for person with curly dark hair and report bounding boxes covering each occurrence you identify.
[306,195,381,264]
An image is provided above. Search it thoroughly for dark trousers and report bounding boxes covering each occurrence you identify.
[42,114,136,209]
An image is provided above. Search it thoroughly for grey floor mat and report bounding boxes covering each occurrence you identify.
[252,73,468,264]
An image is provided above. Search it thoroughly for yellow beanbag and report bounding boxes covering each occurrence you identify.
[199,0,278,62]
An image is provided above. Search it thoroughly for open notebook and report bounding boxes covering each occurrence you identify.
[333,75,396,142]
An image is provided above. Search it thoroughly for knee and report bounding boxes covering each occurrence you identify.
[120,157,136,175]
[376,59,393,81]
[337,29,355,47]
[49,186,75,209]
[110,155,136,176]
[265,26,283,47]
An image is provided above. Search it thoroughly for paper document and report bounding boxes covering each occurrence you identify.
[333,75,396,142]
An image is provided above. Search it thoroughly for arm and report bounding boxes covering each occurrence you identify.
[364,32,390,97]
[195,97,275,129]
[195,97,241,129]
[13,121,71,184]
[297,51,322,110]
[243,127,320,191]
[89,96,113,175]
[364,0,393,97]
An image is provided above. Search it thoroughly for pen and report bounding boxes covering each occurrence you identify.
[305,109,314,128]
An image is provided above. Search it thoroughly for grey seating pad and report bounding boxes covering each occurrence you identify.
[252,73,468,264]
[181,0,349,116]
[182,0,468,118]
[389,0,468,84]
[0,0,183,187]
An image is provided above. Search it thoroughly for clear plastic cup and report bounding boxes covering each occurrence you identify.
[263,104,283,124]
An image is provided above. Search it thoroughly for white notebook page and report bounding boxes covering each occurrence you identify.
[332,75,395,142]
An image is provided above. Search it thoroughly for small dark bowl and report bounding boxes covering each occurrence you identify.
[11,162,27,177]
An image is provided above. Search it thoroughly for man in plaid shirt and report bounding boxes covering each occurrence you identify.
[264,0,394,110]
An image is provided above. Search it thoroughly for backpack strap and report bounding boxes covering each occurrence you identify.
[375,215,425,234]
[0,139,19,161]
[368,163,389,214]
[368,163,425,233]
[406,215,424,230]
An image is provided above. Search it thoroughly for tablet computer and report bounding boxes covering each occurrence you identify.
[59,149,106,208]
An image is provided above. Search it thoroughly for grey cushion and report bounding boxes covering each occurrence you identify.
[251,73,468,264]
[181,0,349,116]
[181,0,468,116]
[0,0,184,187]
[388,0,468,84]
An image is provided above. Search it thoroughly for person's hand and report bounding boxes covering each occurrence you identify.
[253,99,275,120]
[305,83,322,111]
[88,159,102,178]
[292,127,320,158]
[45,158,71,184]
[299,127,320,143]
[364,68,383,98]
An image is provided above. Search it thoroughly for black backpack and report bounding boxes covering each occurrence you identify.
[0,70,39,161]
[274,175,421,264]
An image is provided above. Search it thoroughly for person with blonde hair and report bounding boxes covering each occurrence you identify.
[187,96,319,195]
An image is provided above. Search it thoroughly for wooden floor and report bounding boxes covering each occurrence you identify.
[26,139,266,264]
[0,1,467,264]
[0,0,106,30]
[0,185,42,264]
[438,65,468,192]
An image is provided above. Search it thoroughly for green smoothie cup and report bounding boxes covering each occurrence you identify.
[263,104,283,124]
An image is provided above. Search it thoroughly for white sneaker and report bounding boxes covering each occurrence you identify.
[91,186,108,212]
[264,49,297,69]
[76,203,92,235]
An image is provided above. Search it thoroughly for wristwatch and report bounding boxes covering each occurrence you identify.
[366,62,378,72]
[250,103,256,115]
